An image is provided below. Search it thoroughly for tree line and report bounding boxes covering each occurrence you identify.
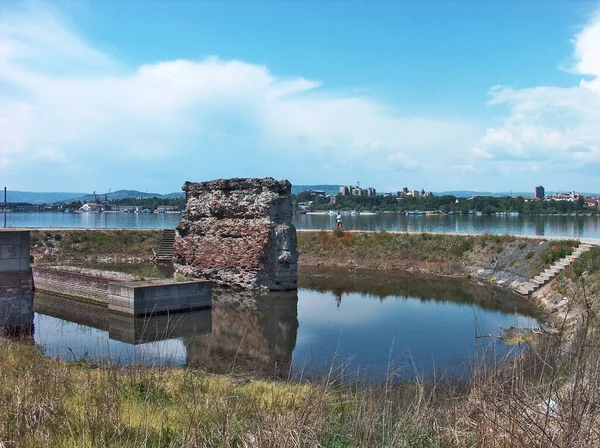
[294,192,596,215]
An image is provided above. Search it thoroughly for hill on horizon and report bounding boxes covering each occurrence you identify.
[437,190,600,198]
[437,190,533,198]
[292,185,343,195]
[1,190,184,204]
[70,190,185,203]
[2,191,89,204]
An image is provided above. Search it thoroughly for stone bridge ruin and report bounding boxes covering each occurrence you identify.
[174,178,298,291]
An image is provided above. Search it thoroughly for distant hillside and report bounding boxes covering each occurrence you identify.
[437,191,532,198]
[162,192,186,199]
[1,190,185,204]
[438,190,600,198]
[292,185,343,195]
[2,191,88,204]
[72,190,184,203]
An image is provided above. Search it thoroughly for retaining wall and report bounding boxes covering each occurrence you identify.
[0,231,34,334]
[32,266,112,304]
[33,265,213,316]
[108,280,212,316]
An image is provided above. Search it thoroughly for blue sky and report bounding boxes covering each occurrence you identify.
[1,1,599,194]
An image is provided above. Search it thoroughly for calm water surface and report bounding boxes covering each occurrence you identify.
[11,272,539,380]
[3,211,600,238]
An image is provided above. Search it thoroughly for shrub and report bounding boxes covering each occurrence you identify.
[568,246,600,277]
[542,240,579,265]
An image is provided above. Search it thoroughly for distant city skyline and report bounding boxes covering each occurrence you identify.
[1,1,599,193]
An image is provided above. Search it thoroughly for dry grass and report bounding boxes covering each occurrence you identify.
[0,337,456,447]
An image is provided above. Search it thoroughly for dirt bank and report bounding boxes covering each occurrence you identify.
[298,230,578,292]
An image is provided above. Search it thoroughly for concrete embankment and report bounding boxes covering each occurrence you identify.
[32,264,212,316]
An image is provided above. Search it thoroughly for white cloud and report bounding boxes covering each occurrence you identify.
[0,4,478,191]
[386,152,420,169]
[474,9,600,176]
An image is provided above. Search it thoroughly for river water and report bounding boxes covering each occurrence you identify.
[12,270,537,381]
[3,211,600,238]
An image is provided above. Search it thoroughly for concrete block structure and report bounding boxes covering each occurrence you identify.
[108,280,212,316]
[0,231,34,335]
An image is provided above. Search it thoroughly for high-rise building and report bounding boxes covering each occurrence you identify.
[534,186,545,199]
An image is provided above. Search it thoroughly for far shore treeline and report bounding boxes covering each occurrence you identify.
[2,191,598,215]
[295,192,598,215]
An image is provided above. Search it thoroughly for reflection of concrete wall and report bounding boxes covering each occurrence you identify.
[0,231,33,335]
[33,291,212,345]
[0,295,33,336]
[185,289,299,377]
[108,309,211,344]
[33,292,109,331]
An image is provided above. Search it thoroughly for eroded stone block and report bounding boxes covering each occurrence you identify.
[174,178,299,291]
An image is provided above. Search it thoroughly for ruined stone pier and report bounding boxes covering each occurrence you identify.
[174,178,299,291]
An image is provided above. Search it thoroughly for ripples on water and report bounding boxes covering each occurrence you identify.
[3,211,600,238]
[2,268,539,381]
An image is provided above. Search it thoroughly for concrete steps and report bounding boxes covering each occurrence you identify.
[516,243,593,295]
[156,229,176,262]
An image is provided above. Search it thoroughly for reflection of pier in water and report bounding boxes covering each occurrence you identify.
[186,289,298,377]
[32,289,299,377]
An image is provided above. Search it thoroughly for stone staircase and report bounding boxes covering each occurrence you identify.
[156,229,176,263]
[516,243,593,295]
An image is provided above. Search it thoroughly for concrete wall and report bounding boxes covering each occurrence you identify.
[0,231,34,335]
[32,266,112,304]
[34,266,213,316]
[108,280,212,316]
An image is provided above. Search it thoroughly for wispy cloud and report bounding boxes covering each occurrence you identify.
[474,8,600,175]
[3,3,599,193]
[0,4,478,191]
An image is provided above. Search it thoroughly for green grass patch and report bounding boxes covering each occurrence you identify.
[480,233,515,248]
[31,229,162,260]
[567,246,600,277]
[298,230,475,260]
[540,240,579,265]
